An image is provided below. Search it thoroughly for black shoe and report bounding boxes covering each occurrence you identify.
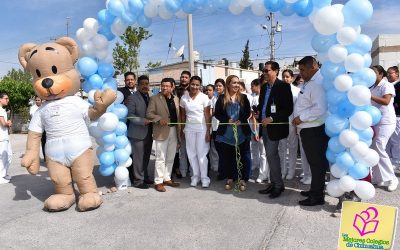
[134,183,149,189]
[269,187,285,199]
[144,179,154,185]
[300,190,311,197]
[299,197,325,206]
[258,185,274,194]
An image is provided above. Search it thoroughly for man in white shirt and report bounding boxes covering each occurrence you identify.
[293,56,329,206]
[386,66,400,169]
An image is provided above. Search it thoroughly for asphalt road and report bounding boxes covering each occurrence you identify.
[0,134,398,249]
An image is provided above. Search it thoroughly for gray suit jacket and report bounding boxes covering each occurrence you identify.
[126,91,151,140]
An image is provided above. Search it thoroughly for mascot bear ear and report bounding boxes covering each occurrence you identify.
[18,43,37,70]
[55,37,79,64]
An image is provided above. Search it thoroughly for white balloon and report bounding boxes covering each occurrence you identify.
[313,6,344,35]
[337,27,358,45]
[100,54,114,64]
[347,85,371,106]
[92,34,109,50]
[326,179,345,198]
[159,4,173,19]
[339,175,356,192]
[115,166,129,181]
[353,25,361,34]
[88,90,97,104]
[331,4,344,12]
[124,142,132,155]
[111,18,127,36]
[330,164,347,178]
[308,8,318,24]
[328,44,348,64]
[251,0,267,16]
[96,49,109,61]
[104,144,116,152]
[359,149,380,168]
[345,53,365,72]
[354,180,375,200]
[316,52,329,64]
[144,3,158,18]
[238,0,254,7]
[334,74,353,92]
[350,142,370,161]
[81,41,96,56]
[88,121,102,138]
[339,129,359,148]
[229,1,245,15]
[121,157,132,168]
[76,28,91,43]
[99,112,120,131]
[349,111,372,130]
[115,91,124,104]
[83,18,99,36]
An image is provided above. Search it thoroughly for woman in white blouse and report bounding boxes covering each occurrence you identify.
[370,65,398,191]
[180,76,212,188]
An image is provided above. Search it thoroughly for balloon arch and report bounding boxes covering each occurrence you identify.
[78,0,379,199]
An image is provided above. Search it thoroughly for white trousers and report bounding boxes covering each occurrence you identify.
[386,117,400,165]
[372,123,396,183]
[154,129,178,185]
[0,141,12,178]
[251,136,269,180]
[278,124,298,176]
[209,139,219,172]
[179,137,190,177]
[185,131,210,184]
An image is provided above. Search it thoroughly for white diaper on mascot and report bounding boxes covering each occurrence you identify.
[18,37,116,212]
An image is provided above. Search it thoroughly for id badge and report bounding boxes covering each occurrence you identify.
[271,104,276,113]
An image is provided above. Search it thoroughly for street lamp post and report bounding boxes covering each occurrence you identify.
[262,12,282,61]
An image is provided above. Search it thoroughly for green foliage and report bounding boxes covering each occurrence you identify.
[0,78,35,115]
[239,40,253,70]
[112,26,152,76]
[2,68,32,83]
[145,61,162,70]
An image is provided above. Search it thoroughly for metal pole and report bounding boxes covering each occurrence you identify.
[187,14,195,75]
[66,17,71,37]
[269,12,275,61]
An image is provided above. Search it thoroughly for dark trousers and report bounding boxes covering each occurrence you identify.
[128,129,153,184]
[219,139,250,181]
[41,131,46,158]
[300,125,330,198]
[213,133,225,179]
[262,128,284,189]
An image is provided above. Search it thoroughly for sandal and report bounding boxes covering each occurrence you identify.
[225,179,233,190]
[239,180,246,192]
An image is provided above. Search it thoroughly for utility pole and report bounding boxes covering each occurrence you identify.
[187,14,194,76]
[263,12,282,61]
[66,17,71,37]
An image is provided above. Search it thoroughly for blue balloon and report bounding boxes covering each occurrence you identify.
[98,25,116,41]
[343,0,373,26]
[326,149,338,163]
[355,127,373,142]
[102,132,117,144]
[97,9,116,25]
[128,0,144,14]
[114,149,130,164]
[137,14,152,28]
[215,0,230,9]
[112,104,128,119]
[322,78,334,91]
[165,0,182,13]
[82,80,92,93]
[100,151,115,166]
[103,77,117,91]
[294,0,313,17]
[348,163,369,179]
[280,3,295,16]
[346,35,372,55]
[107,103,115,113]
[337,97,356,118]
[328,136,346,154]
[202,0,218,14]
[363,105,382,125]
[264,0,285,12]
[182,1,197,13]
[88,74,104,90]
[364,54,372,68]
[107,0,125,16]
[115,122,128,136]
[312,0,331,8]
[325,114,349,135]
[320,62,346,81]
[351,68,376,88]
[121,10,137,25]
[326,89,346,106]
[98,64,115,78]
[311,33,337,53]
[77,57,98,77]
[335,152,355,171]
[115,135,129,148]
[99,164,116,176]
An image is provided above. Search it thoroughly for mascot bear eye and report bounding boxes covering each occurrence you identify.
[36,69,41,77]
[52,66,57,74]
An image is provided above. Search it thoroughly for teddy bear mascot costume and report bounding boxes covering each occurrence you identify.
[18,37,116,212]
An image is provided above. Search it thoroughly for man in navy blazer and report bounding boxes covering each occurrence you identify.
[257,61,293,198]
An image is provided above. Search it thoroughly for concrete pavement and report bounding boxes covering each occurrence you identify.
[0,134,398,249]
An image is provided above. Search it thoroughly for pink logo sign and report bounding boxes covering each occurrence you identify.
[353,207,379,236]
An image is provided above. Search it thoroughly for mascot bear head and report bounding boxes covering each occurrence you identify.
[18,37,80,100]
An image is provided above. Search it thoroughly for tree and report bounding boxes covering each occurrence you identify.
[239,40,253,70]
[2,68,32,83]
[145,61,162,70]
[112,26,152,76]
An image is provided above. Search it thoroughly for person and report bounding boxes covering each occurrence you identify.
[205,84,215,99]
[257,61,293,199]
[292,56,329,206]
[0,92,12,184]
[126,75,153,189]
[204,84,218,173]
[386,66,400,169]
[370,65,398,191]
[215,75,251,191]
[249,78,269,184]
[118,72,137,104]
[180,76,211,188]
[293,75,304,87]
[238,81,252,180]
[278,69,310,181]
[29,95,46,159]
[211,79,225,179]
[146,78,181,192]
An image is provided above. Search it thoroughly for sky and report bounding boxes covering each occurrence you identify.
[0,0,399,78]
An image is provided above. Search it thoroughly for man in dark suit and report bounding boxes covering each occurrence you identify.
[257,61,293,198]
[118,72,137,104]
[126,75,152,189]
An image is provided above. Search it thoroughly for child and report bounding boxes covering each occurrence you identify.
[0,92,12,184]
